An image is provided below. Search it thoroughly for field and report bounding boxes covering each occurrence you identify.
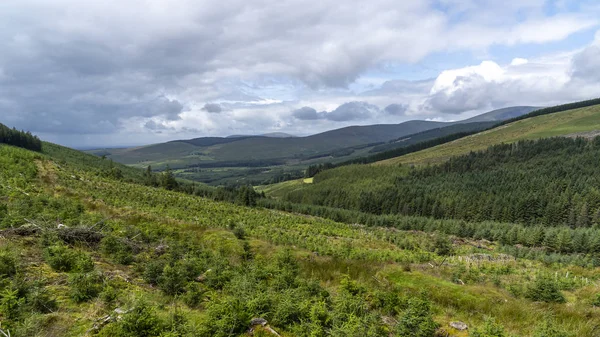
[377,104,600,166]
[2,142,600,336]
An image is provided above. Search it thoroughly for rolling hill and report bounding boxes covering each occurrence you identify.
[377,102,600,166]
[91,120,450,167]
[3,125,600,336]
[87,106,539,186]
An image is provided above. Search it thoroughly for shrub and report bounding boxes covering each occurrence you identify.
[0,247,18,277]
[183,282,206,308]
[143,259,166,285]
[100,235,134,265]
[0,287,25,319]
[69,272,104,302]
[98,301,163,337]
[44,244,76,272]
[158,264,187,296]
[100,284,119,306]
[396,297,439,337]
[44,244,93,273]
[197,297,251,336]
[525,277,566,303]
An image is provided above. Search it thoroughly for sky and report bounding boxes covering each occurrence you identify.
[1,0,600,148]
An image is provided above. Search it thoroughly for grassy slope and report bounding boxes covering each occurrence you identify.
[378,104,600,166]
[3,144,600,335]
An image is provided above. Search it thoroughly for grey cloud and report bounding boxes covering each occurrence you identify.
[425,74,493,114]
[292,107,321,120]
[0,0,595,145]
[292,102,381,122]
[324,101,380,121]
[570,43,600,82]
[384,103,408,115]
[144,120,170,131]
[203,103,223,113]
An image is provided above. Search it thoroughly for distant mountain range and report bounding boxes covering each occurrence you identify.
[227,132,297,139]
[88,106,540,170]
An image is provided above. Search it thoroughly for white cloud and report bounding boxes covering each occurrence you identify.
[0,1,599,146]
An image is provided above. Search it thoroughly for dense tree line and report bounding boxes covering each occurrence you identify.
[284,137,600,230]
[259,198,600,262]
[0,123,42,152]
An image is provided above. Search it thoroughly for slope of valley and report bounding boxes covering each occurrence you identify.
[2,116,600,335]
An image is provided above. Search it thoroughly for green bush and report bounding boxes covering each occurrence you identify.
[525,277,566,303]
[158,264,187,296]
[100,235,134,265]
[0,287,25,319]
[69,272,104,302]
[183,282,206,308]
[44,244,94,273]
[100,284,119,306]
[98,301,163,337]
[396,297,439,337]
[0,247,18,277]
[143,259,166,285]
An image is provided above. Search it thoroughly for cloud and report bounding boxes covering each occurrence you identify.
[324,102,380,121]
[292,102,382,122]
[202,103,223,113]
[144,120,173,131]
[0,1,598,146]
[384,103,408,116]
[292,106,321,120]
[422,56,579,114]
[570,35,600,82]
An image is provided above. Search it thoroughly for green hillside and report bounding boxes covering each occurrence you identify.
[3,139,600,335]
[378,103,600,166]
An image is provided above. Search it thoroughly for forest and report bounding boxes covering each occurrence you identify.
[287,137,600,227]
[0,122,42,152]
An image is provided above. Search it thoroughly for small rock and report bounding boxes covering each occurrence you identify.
[250,318,268,327]
[196,269,212,282]
[114,308,127,315]
[450,321,468,331]
[155,244,169,255]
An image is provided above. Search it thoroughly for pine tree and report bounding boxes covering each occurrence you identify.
[577,203,590,228]
[144,165,157,186]
[160,165,178,191]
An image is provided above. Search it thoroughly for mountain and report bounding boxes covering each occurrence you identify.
[461,106,540,123]
[91,120,450,167]
[377,99,600,166]
[227,132,296,138]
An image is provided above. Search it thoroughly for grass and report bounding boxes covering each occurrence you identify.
[255,178,313,199]
[3,143,600,335]
[377,104,600,166]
